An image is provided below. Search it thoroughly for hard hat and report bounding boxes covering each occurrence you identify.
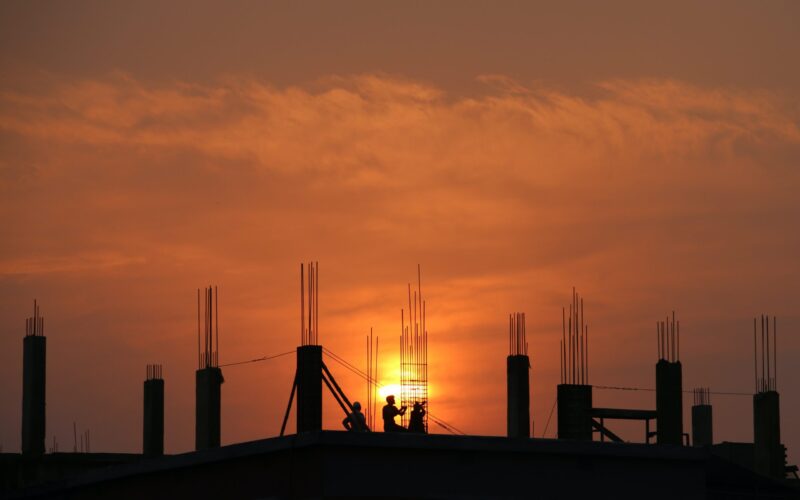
[352,401,361,411]
[386,395,395,403]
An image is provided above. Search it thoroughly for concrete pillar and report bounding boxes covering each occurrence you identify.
[195,367,224,450]
[507,355,530,438]
[557,384,592,441]
[691,404,712,447]
[753,391,782,479]
[296,345,323,433]
[143,378,165,457]
[22,335,46,456]
[656,360,683,445]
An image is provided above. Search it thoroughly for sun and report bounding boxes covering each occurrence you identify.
[377,383,401,401]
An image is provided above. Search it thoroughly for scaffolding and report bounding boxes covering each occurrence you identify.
[400,265,428,431]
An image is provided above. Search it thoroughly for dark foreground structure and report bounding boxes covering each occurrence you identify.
[3,431,798,499]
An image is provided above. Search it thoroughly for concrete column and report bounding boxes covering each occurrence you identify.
[143,378,165,457]
[507,355,530,438]
[195,367,224,450]
[22,335,46,456]
[296,345,323,433]
[557,384,592,441]
[656,360,683,445]
[753,391,782,479]
[691,404,712,447]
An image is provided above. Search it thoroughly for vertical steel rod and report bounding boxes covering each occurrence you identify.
[773,316,777,391]
[761,315,765,390]
[753,318,757,392]
[197,289,201,368]
[215,286,219,365]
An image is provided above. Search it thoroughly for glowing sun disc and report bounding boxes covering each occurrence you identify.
[378,384,401,401]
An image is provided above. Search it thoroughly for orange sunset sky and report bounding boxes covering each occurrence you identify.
[1,1,799,463]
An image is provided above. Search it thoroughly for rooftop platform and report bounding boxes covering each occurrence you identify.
[5,431,799,499]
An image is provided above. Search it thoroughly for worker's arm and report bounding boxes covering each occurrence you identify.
[342,415,352,430]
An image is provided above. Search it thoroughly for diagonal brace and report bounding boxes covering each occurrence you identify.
[279,370,298,437]
[321,362,354,413]
[592,418,624,443]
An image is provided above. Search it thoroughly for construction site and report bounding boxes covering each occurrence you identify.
[1,265,798,499]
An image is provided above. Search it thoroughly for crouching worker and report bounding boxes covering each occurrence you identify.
[342,401,368,432]
[382,395,407,432]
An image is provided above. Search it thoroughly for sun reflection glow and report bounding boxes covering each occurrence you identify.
[378,383,401,401]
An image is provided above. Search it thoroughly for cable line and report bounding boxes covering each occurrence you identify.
[219,350,295,367]
[542,397,557,438]
[593,385,751,396]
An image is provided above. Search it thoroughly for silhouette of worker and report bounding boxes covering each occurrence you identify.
[342,401,368,432]
[382,395,407,432]
[408,401,426,433]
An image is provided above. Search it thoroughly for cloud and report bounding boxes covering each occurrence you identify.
[0,251,146,275]
[2,72,798,326]
[2,73,797,169]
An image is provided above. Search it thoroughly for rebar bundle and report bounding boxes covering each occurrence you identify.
[146,364,163,381]
[400,265,428,431]
[657,311,680,362]
[693,387,711,406]
[560,288,589,385]
[25,300,44,337]
[197,286,220,369]
[754,315,777,393]
[509,312,527,356]
[366,328,379,430]
[300,262,319,346]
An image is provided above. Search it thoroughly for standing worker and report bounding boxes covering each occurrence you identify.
[382,395,407,432]
[342,401,368,432]
[408,401,426,433]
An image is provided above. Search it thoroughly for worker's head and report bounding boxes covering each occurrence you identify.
[386,395,395,404]
[352,401,361,412]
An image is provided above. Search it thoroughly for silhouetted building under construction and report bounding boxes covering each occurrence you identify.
[2,290,798,499]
